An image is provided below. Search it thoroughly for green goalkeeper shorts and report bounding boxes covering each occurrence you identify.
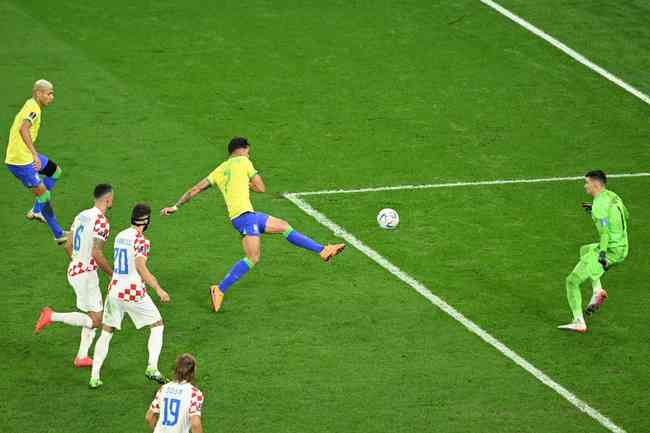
[573,243,627,281]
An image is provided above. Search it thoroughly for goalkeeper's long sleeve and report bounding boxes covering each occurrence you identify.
[597,222,610,252]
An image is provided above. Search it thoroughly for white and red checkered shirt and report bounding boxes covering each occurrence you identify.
[68,207,110,277]
[150,382,204,433]
[109,227,150,302]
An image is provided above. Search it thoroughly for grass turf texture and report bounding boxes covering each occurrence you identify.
[1,1,648,432]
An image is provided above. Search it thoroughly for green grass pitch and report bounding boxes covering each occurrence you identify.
[1,1,649,432]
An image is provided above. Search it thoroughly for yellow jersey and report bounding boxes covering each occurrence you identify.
[207,156,259,219]
[5,98,42,165]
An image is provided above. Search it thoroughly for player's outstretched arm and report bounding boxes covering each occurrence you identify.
[161,178,211,216]
[135,256,170,303]
[92,239,113,276]
[250,174,266,193]
[190,415,204,433]
[145,409,157,430]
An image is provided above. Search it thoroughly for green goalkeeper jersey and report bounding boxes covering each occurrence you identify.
[591,189,629,253]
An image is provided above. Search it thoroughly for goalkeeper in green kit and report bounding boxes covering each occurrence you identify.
[558,170,629,333]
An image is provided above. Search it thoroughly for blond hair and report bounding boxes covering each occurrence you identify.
[33,79,53,92]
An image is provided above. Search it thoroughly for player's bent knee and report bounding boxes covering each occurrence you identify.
[247,254,260,266]
[150,321,164,328]
[40,160,59,177]
[32,184,47,197]
[52,165,62,179]
[88,312,102,328]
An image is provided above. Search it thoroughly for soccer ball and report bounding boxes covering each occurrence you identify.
[377,208,399,229]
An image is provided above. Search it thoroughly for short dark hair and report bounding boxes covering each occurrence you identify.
[94,183,113,199]
[228,137,250,154]
[131,203,151,226]
[585,170,607,185]
[173,353,197,384]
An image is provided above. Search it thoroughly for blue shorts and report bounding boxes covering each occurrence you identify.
[231,212,269,237]
[6,154,49,189]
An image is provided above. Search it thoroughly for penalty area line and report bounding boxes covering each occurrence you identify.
[283,192,628,433]
[290,172,650,197]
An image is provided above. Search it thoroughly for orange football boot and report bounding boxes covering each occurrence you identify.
[74,357,93,368]
[210,285,225,312]
[320,244,346,262]
[34,307,53,334]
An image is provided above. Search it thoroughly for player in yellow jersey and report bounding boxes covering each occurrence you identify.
[161,137,345,312]
[5,79,66,243]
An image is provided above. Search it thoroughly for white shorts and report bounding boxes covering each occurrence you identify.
[103,294,162,330]
[67,271,103,313]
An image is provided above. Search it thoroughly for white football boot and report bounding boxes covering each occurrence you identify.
[26,208,46,224]
[557,316,587,333]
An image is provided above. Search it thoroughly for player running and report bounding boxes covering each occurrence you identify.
[33,184,114,367]
[558,170,629,333]
[89,204,171,388]
[5,79,66,244]
[160,137,345,312]
[146,353,205,433]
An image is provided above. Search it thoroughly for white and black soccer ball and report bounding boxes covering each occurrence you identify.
[377,208,399,230]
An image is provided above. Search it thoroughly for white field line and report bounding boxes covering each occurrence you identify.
[283,188,630,433]
[479,0,650,105]
[291,172,650,196]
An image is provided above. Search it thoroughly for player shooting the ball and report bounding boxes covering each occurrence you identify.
[161,137,345,312]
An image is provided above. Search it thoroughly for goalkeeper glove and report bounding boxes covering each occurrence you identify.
[598,251,609,271]
[581,202,593,214]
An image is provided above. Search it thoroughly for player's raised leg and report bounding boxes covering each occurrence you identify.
[265,215,345,262]
[585,277,608,316]
[34,307,99,367]
[28,155,63,222]
[32,182,66,243]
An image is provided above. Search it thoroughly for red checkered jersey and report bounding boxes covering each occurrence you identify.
[150,382,204,433]
[109,227,150,302]
[68,207,110,277]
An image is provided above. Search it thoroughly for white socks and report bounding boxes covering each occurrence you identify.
[52,312,93,328]
[91,330,113,380]
[90,326,163,380]
[77,328,97,359]
[147,326,164,371]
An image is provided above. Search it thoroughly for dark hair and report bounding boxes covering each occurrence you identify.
[228,137,250,154]
[94,183,113,199]
[173,353,197,383]
[585,170,607,185]
[131,203,151,227]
